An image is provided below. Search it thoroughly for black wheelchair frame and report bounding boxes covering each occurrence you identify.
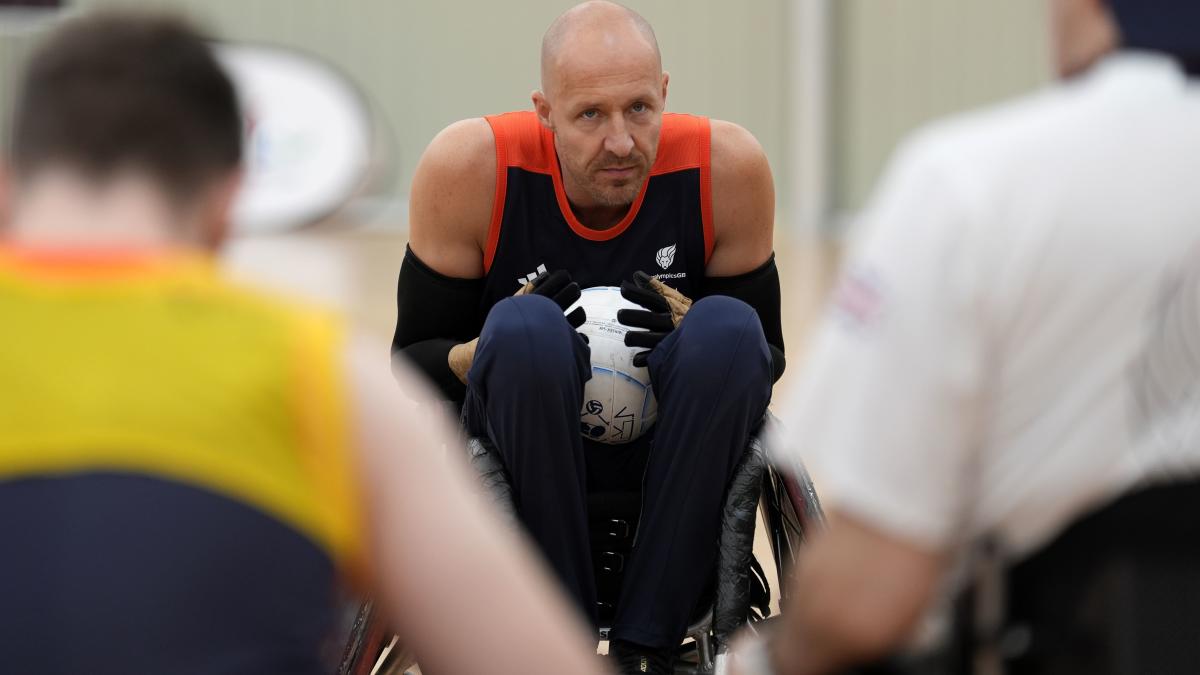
[336,418,823,675]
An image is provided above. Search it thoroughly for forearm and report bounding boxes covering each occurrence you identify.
[731,626,841,675]
[700,253,786,380]
[731,578,878,675]
[357,352,607,675]
[750,513,944,674]
[397,338,469,400]
[392,245,484,401]
[381,433,603,675]
[765,590,868,675]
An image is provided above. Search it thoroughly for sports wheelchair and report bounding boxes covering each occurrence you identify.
[336,415,823,675]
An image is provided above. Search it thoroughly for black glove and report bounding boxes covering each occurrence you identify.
[450,269,586,385]
[521,269,586,330]
[617,271,693,367]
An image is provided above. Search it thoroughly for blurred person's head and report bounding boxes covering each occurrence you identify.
[1049,0,1119,78]
[2,12,242,250]
[532,1,668,212]
[1051,0,1200,79]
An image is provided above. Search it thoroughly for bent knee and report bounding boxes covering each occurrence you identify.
[678,296,768,367]
[477,295,580,382]
[686,295,757,325]
[485,293,562,329]
[655,296,772,395]
[480,295,569,347]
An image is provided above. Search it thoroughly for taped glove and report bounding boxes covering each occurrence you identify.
[617,270,693,368]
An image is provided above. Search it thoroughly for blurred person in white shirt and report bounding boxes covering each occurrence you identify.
[731,0,1200,673]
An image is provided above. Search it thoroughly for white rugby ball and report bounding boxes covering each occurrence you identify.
[568,286,658,444]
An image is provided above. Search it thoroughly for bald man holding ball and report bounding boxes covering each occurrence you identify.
[391,2,784,672]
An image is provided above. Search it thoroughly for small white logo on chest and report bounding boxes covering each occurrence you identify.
[517,263,548,288]
[656,244,676,270]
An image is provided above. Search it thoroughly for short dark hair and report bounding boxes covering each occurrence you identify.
[1108,0,1200,61]
[9,12,242,202]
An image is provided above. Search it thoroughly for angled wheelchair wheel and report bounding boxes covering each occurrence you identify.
[335,601,414,675]
[760,453,825,606]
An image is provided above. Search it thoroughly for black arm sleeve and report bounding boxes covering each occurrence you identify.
[699,254,786,382]
[392,245,485,402]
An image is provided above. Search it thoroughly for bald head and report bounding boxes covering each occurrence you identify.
[540,1,661,97]
[533,2,669,212]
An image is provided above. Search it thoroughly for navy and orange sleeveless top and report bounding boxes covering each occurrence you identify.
[0,248,364,674]
[480,111,713,312]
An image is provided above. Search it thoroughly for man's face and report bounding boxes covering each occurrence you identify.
[540,59,668,208]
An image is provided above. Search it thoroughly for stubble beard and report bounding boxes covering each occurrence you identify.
[564,157,648,208]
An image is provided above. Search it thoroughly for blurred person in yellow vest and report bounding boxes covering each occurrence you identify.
[0,12,610,675]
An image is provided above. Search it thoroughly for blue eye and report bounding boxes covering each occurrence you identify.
[581,110,599,120]
[631,102,647,113]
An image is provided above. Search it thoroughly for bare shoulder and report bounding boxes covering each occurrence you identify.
[408,118,497,279]
[707,119,775,276]
[710,119,770,176]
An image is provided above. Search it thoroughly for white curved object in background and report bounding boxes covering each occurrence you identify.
[217,43,372,234]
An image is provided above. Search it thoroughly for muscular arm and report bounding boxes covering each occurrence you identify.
[707,119,775,277]
[764,512,943,674]
[349,337,611,675]
[392,119,495,399]
[701,120,785,376]
[407,118,494,278]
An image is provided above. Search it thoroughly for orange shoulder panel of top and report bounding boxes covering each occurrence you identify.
[650,113,709,176]
[0,245,213,282]
[485,111,555,174]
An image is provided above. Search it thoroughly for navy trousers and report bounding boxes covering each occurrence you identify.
[462,294,772,648]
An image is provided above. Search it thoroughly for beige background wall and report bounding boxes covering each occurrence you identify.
[56,0,796,225]
[2,0,1055,228]
[0,0,1056,340]
[830,0,1051,213]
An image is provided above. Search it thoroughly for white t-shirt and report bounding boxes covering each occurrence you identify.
[781,52,1200,564]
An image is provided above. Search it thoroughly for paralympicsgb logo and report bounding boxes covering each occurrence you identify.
[656,244,676,270]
